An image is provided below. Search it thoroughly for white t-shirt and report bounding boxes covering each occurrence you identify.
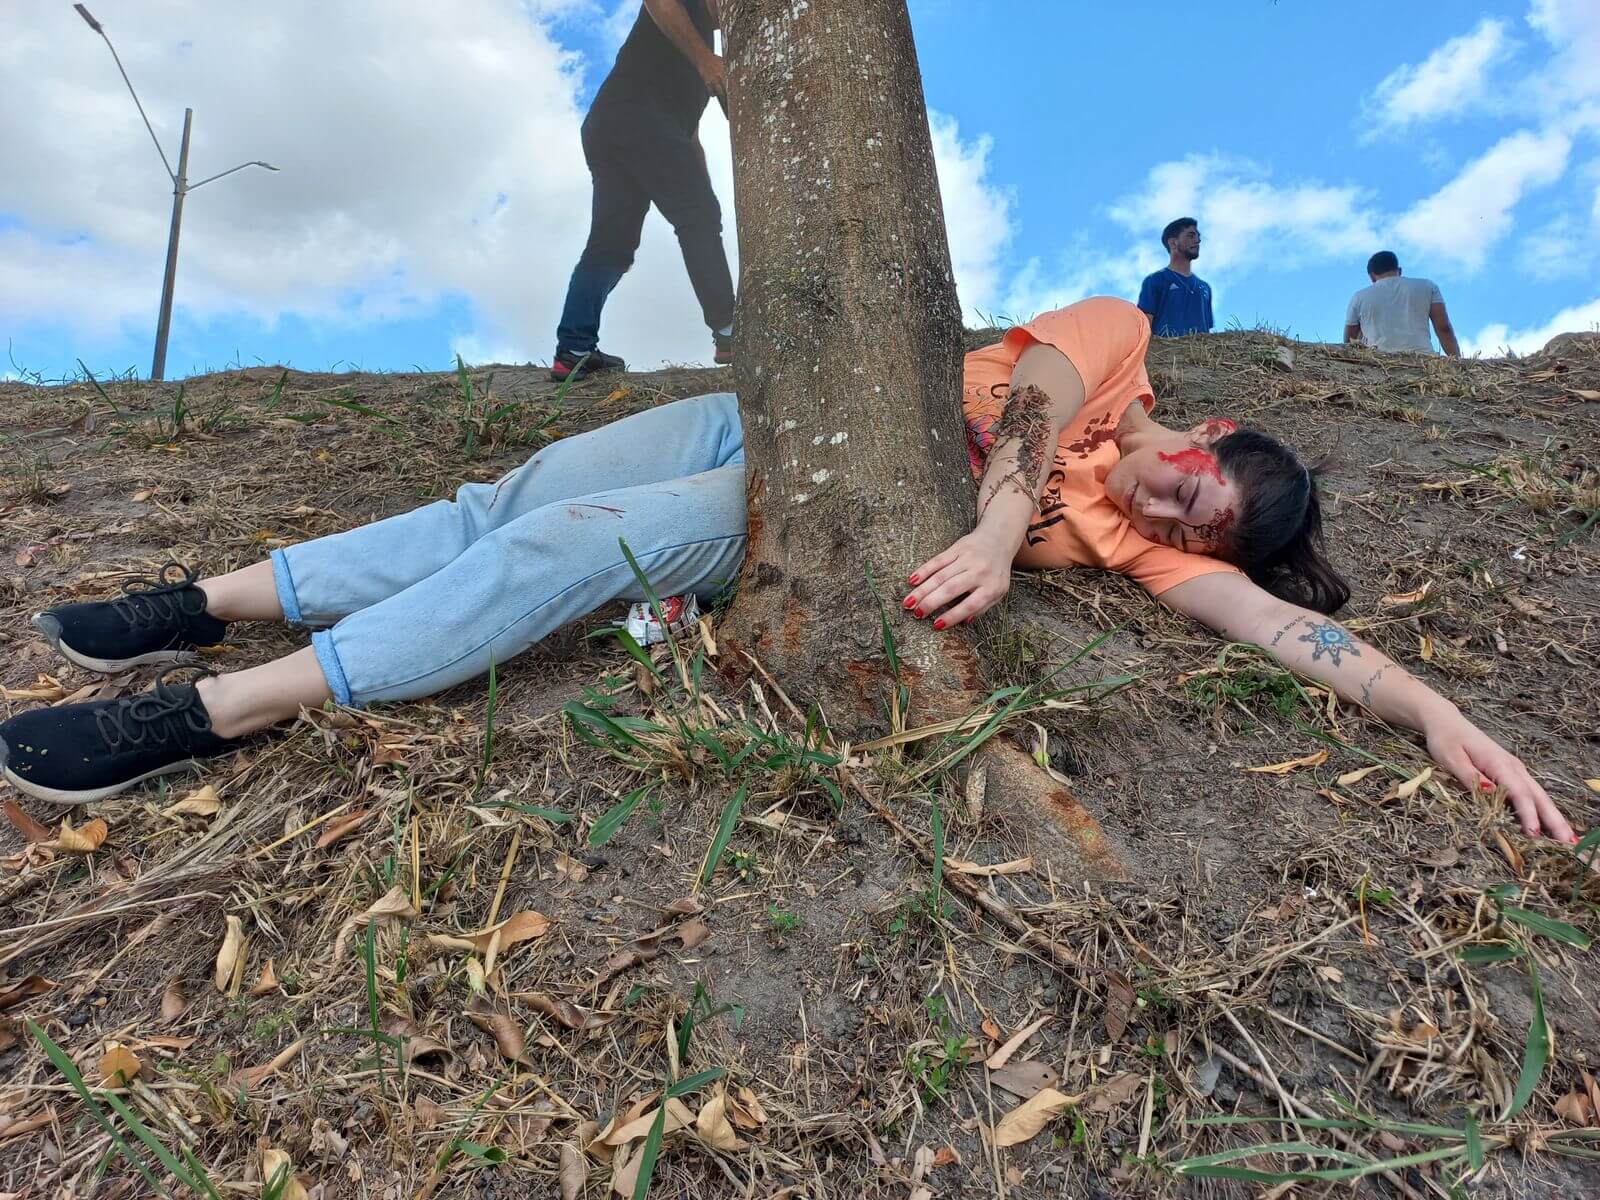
[1345,276,1444,353]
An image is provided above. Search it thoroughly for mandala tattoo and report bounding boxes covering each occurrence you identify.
[1298,620,1361,666]
[989,383,1054,502]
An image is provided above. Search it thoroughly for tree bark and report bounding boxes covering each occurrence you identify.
[720,0,1125,880]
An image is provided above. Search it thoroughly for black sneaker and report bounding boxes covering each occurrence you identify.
[0,669,238,805]
[713,331,733,367]
[550,347,625,383]
[31,563,227,674]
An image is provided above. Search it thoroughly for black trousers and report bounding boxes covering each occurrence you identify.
[555,103,736,356]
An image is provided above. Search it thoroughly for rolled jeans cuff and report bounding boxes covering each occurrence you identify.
[270,548,305,626]
[311,630,355,708]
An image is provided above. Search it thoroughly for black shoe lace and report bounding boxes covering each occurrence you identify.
[111,562,207,629]
[95,668,217,751]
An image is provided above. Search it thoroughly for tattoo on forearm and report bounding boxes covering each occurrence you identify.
[1298,619,1362,667]
[1359,664,1395,708]
[1269,616,1304,648]
[988,383,1053,502]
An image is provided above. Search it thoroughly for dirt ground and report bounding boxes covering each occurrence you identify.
[1,329,1598,1199]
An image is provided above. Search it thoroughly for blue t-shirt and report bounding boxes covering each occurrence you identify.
[1137,269,1213,336]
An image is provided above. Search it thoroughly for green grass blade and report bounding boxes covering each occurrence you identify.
[477,800,572,824]
[930,796,945,905]
[1504,951,1549,1119]
[306,393,404,426]
[1573,828,1600,900]
[1459,943,1524,965]
[24,1020,169,1196]
[666,1066,726,1098]
[1500,905,1591,948]
[1464,1112,1484,1171]
[700,784,747,889]
[631,1100,669,1200]
[617,537,682,666]
[563,701,657,753]
[103,1092,205,1192]
[589,783,655,847]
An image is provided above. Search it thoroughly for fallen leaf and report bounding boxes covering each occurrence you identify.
[329,885,417,963]
[677,920,711,949]
[661,896,704,918]
[1,673,65,701]
[946,855,1034,877]
[727,1086,768,1130]
[1555,1089,1594,1127]
[310,1117,348,1161]
[1417,846,1460,869]
[1419,635,1434,661]
[1380,584,1431,606]
[467,1006,528,1064]
[517,991,607,1032]
[990,1087,1082,1147]
[3,801,52,844]
[161,785,221,818]
[0,1019,19,1053]
[988,1059,1059,1101]
[610,1142,640,1198]
[1566,388,1600,401]
[1336,764,1385,788]
[559,1143,588,1200]
[1085,1072,1143,1114]
[260,1148,309,1200]
[1584,779,1600,795]
[986,1014,1052,1069]
[1247,750,1328,775]
[465,909,552,956]
[56,817,108,853]
[414,1094,447,1130]
[160,981,186,1022]
[97,1043,142,1089]
[1494,830,1526,877]
[387,1019,450,1066]
[1386,766,1434,801]
[1103,971,1135,1043]
[214,915,245,992]
[604,1097,694,1145]
[554,851,589,883]
[314,808,372,848]
[1584,1070,1600,1118]
[596,945,658,985]
[250,958,279,996]
[695,1087,744,1151]
[932,1145,961,1168]
[131,488,154,502]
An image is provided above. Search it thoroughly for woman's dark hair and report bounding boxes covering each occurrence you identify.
[1213,430,1351,614]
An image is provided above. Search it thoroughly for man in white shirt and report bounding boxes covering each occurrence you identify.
[1343,251,1460,357]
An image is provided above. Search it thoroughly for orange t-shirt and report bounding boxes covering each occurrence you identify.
[962,296,1241,596]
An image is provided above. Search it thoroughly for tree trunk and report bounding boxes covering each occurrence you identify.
[720,0,1125,880]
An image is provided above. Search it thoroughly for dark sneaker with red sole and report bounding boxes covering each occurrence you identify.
[0,669,239,805]
[713,332,733,366]
[550,348,625,383]
[31,562,228,674]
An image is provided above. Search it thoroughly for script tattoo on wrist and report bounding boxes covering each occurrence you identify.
[1269,616,1306,648]
[990,383,1053,502]
[1359,664,1395,708]
[1298,619,1362,667]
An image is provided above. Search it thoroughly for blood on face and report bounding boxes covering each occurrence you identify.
[1158,448,1224,484]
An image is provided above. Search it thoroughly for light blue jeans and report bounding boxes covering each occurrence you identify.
[269,393,747,706]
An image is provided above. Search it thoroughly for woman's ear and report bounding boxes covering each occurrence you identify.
[1189,417,1238,447]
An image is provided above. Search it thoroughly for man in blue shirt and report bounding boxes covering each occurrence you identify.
[1137,218,1214,337]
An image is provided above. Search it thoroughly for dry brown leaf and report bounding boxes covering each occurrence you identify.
[1567,388,1600,401]
[251,958,279,996]
[559,1143,588,1200]
[989,1059,1059,1101]
[214,915,245,993]
[1555,1089,1594,1127]
[229,1038,309,1091]
[1386,766,1434,801]
[1418,846,1460,869]
[1335,764,1385,788]
[3,801,52,844]
[1494,829,1526,877]
[596,945,658,985]
[554,851,589,883]
[990,1087,1082,1147]
[1104,970,1135,1043]
[661,896,704,918]
[610,1142,640,1198]
[1086,1072,1144,1114]
[1247,749,1328,775]
[0,1020,19,1054]
[518,991,604,1031]
[329,885,417,963]
[677,920,712,949]
[97,1043,142,1089]
[466,909,552,956]
[314,808,372,848]
[162,785,221,818]
[260,1148,309,1200]
[414,1094,447,1130]
[1,673,65,701]
[604,1097,694,1145]
[1380,583,1431,606]
[56,816,108,853]
[946,855,1034,877]
[386,1019,450,1066]
[467,1007,529,1064]
[13,547,37,568]
[160,981,186,1022]
[985,1014,1052,1070]
[695,1087,745,1151]
[0,974,59,1012]
[1584,778,1600,795]
[1419,634,1434,661]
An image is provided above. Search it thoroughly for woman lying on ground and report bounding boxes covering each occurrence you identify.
[0,298,1576,843]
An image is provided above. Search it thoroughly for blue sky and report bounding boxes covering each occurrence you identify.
[2,1,1596,380]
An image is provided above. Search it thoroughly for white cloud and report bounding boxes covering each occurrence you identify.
[1461,296,1600,357]
[928,113,1013,324]
[1528,0,1600,105]
[1393,129,1570,270]
[1517,216,1583,280]
[1363,18,1512,134]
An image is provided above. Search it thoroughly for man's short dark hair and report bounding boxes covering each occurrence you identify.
[1162,218,1198,251]
[1367,250,1400,275]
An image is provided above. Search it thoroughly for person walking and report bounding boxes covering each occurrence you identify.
[1136,218,1214,337]
[551,0,736,382]
[1343,251,1460,357]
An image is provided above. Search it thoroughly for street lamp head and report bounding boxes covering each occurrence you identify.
[73,4,104,33]
[257,162,280,172]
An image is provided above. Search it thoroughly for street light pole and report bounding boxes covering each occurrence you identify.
[74,4,278,382]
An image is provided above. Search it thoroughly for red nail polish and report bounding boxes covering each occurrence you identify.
[909,574,921,585]
[934,618,946,631]
[914,608,925,619]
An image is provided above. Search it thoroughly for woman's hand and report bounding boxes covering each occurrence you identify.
[904,528,1013,628]
[1423,709,1577,844]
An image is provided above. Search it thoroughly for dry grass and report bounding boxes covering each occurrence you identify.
[2,334,1599,1198]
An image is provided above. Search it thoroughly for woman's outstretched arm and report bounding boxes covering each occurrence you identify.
[905,345,1085,627]
[1160,571,1577,843]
